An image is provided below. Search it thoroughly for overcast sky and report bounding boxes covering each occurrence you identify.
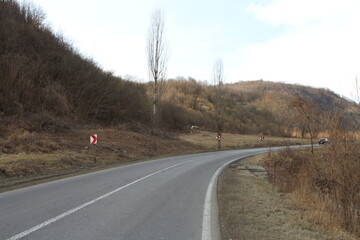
[31,0,360,99]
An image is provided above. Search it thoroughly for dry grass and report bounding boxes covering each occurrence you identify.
[0,127,203,190]
[263,137,360,238]
[218,154,358,240]
[179,131,309,150]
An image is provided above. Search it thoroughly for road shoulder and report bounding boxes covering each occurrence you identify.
[217,154,358,240]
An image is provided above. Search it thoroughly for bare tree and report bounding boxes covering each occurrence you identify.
[147,9,168,151]
[20,1,46,28]
[290,96,317,154]
[213,59,224,150]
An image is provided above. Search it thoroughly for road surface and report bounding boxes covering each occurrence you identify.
[0,148,276,240]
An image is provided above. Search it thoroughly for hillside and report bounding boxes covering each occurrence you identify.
[227,80,360,133]
[227,80,350,113]
[159,79,360,137]
[0,0,151,136]
[1,0,360,140]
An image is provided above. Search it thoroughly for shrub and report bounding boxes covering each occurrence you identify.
[264,134,360,237]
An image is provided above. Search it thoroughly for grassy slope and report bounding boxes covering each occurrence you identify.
[0,127,203,190]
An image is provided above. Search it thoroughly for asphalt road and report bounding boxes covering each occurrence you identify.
[0,148,276,240]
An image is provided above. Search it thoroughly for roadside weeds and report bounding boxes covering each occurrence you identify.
[218,154,359,240]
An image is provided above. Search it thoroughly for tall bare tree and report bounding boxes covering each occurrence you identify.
[147,9,168,151]
[213,59,224,150]
[290,96,317,154]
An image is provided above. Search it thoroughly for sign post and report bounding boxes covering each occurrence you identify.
[90,134,98,145]
[216,135,221,141]
[216,134,221,150]
[90,134,97,162]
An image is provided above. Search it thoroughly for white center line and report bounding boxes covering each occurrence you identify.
[7,160,193,240]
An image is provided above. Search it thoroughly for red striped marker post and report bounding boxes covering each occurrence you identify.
[90,134,97,162]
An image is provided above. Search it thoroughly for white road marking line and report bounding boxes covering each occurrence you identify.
[201,161,227,240]
[201,152,267,240]
[7,160,193,240]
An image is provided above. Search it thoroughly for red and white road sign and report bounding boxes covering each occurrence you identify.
[90,134,97,145]
[216,135,221,141]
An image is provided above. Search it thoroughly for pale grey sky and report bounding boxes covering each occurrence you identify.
[32,0,360,99]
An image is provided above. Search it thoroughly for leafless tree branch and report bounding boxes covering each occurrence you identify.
[147,9,168,150]
[213,59,224,150]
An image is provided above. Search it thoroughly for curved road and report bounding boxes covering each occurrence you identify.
[0,148,278,240]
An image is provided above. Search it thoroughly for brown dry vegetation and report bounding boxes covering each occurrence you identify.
[0,0,151,126]
[179,130,309,150]
[0,125,204,189]
[218,155,358,240]
[160,78,360,137]
[264,134,360,237]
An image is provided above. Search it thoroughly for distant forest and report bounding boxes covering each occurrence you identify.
[1,0,360,137]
